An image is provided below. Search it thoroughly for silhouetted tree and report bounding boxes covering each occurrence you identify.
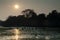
[21,9,38,27]
[47,10,59,27]
[0,20,3,26]
[0,9,60,28]
[2,16,17,27]
[37,13,46,27]
[22,9,37,18]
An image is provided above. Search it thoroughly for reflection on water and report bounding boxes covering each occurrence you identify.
[0,27,60,40]
[11,28,19,40]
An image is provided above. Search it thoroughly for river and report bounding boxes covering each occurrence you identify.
[0,27,60,40]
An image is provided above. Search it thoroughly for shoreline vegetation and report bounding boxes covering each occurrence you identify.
[0,9,60,28]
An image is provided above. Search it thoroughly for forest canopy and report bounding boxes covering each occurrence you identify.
[0,9,60,27]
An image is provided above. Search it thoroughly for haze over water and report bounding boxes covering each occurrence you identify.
[0,27,60,40]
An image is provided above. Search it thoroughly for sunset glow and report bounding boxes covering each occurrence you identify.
[14,4,19,9]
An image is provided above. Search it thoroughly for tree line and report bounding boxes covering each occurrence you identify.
[0,9,60,28]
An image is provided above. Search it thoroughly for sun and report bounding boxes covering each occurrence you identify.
[14,4,19,9]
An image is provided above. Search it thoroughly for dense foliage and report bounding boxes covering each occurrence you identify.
[0,9,60,27]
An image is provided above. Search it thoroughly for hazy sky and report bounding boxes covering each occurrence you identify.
[0,0,60,20]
